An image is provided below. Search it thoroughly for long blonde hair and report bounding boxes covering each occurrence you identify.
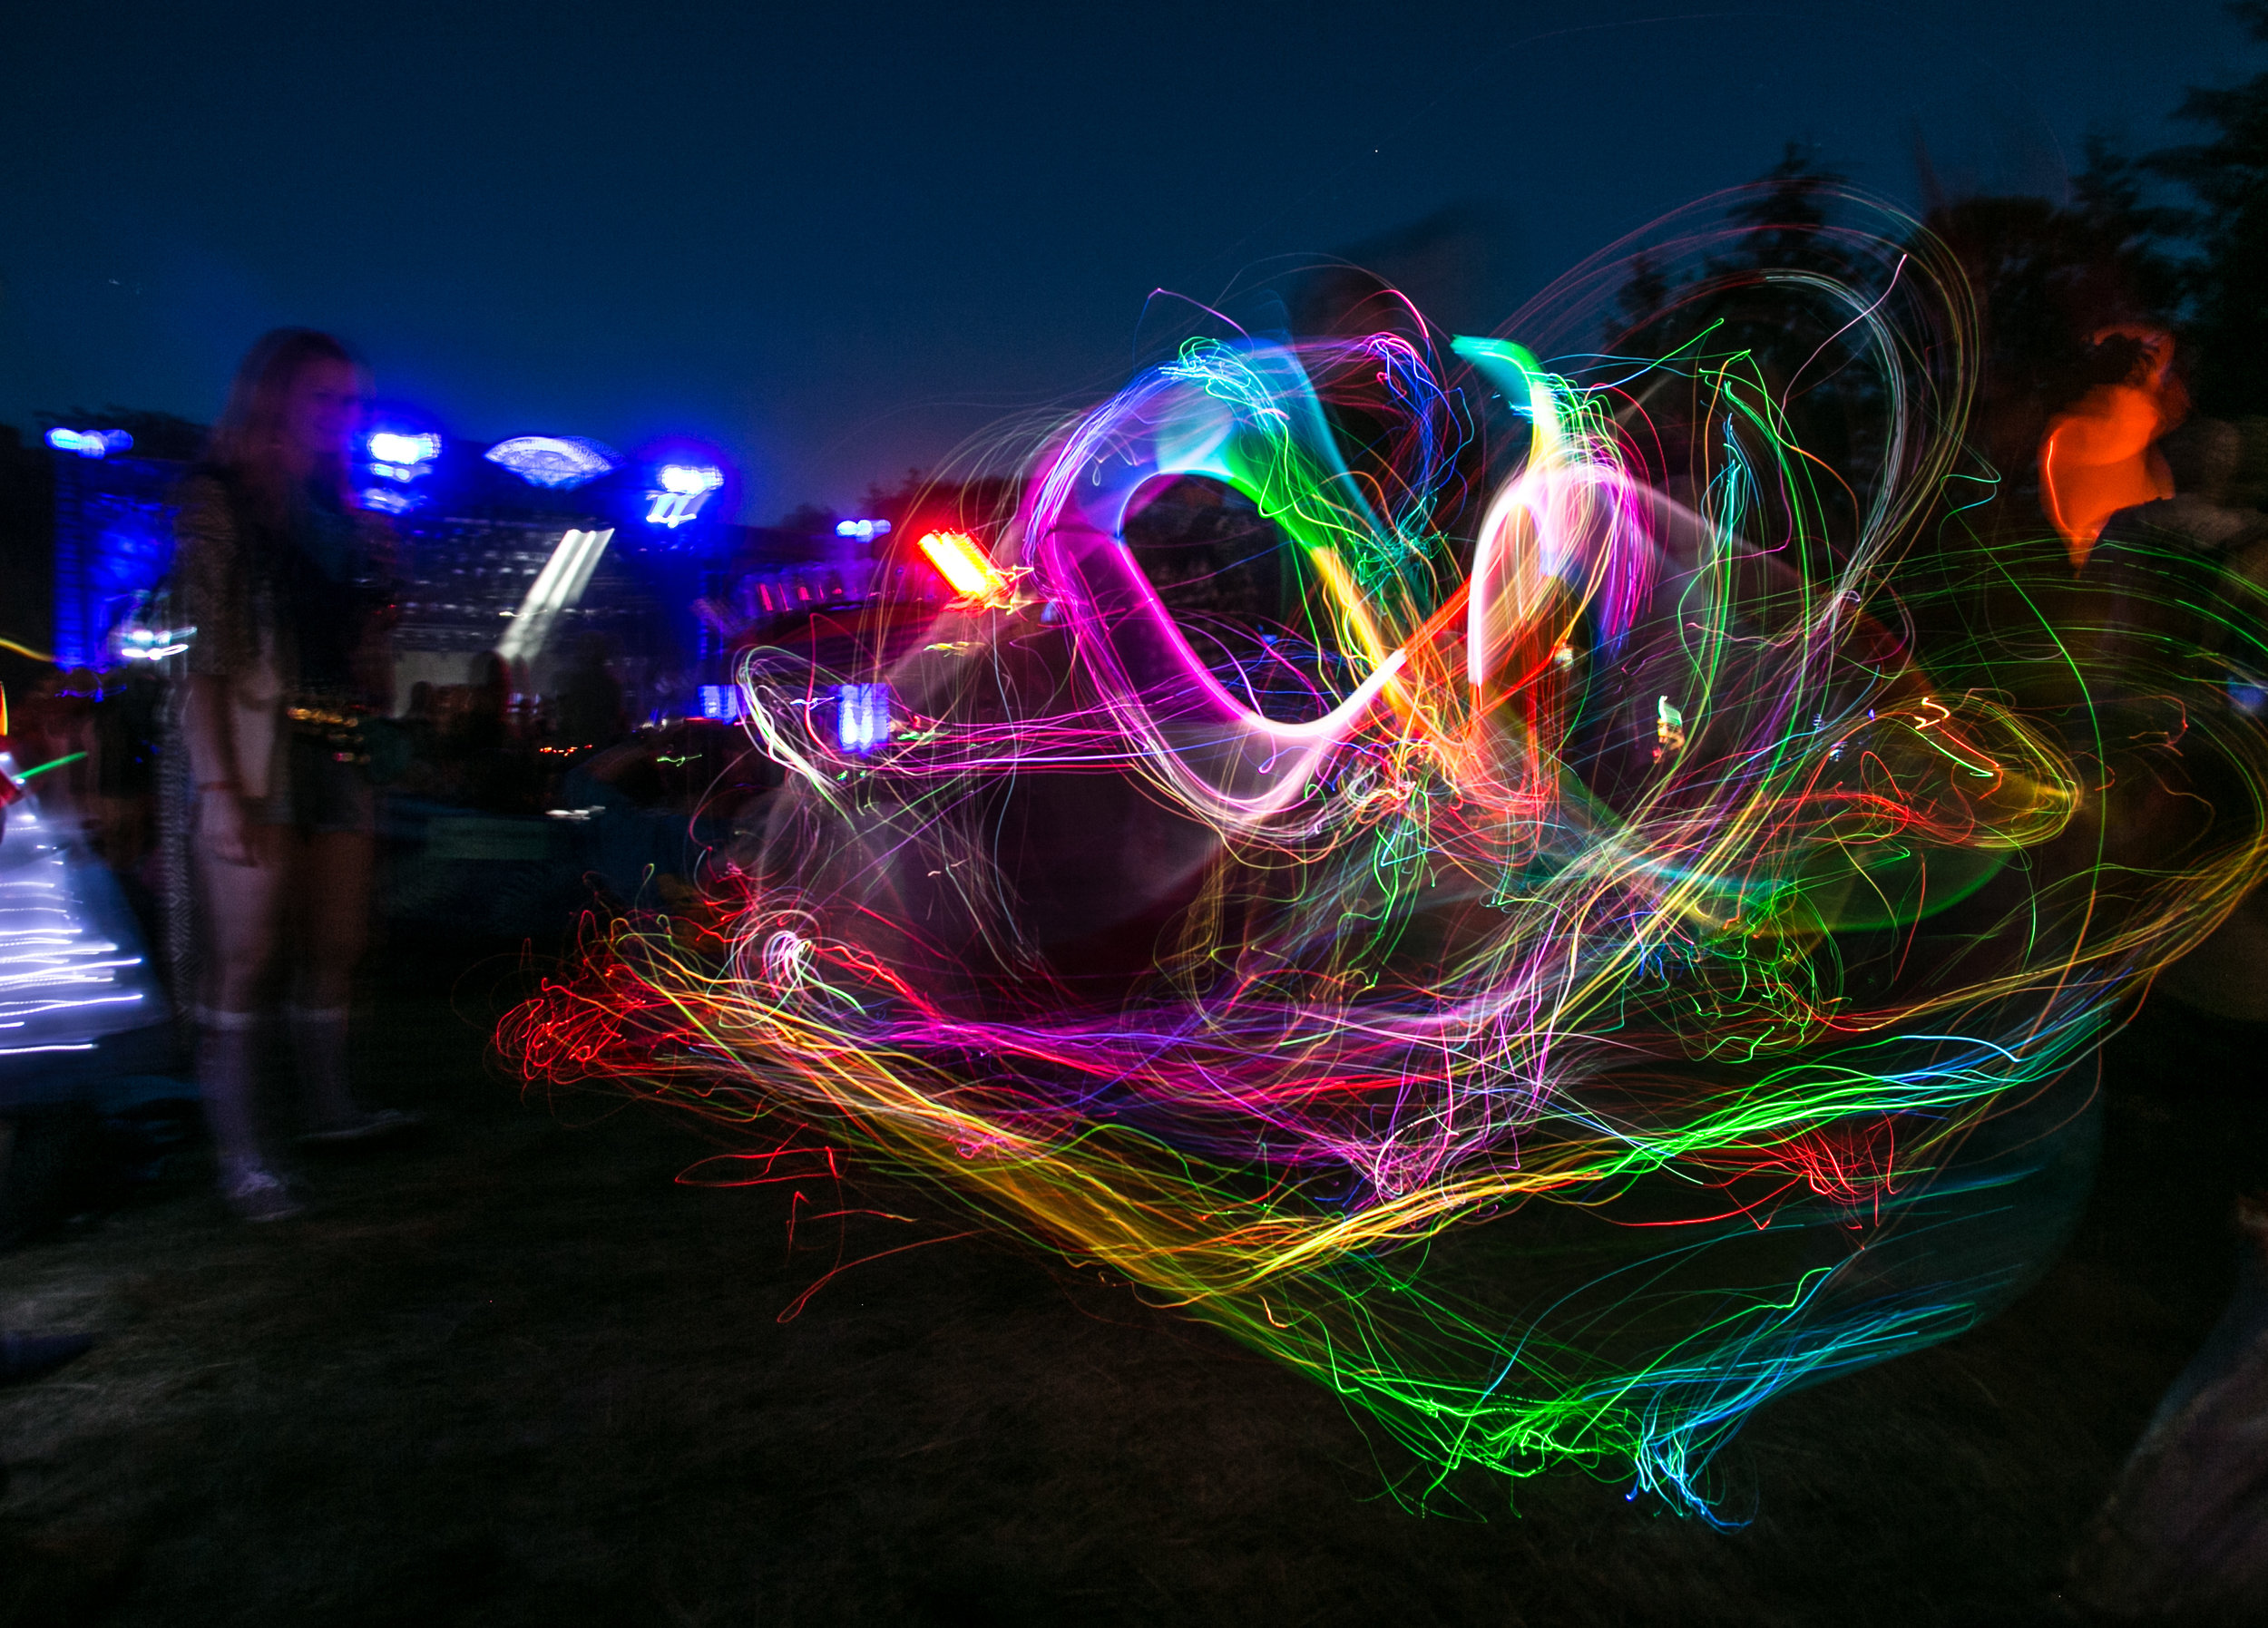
[203,327,362,526]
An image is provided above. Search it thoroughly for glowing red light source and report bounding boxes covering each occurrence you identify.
[916,531,1004,600]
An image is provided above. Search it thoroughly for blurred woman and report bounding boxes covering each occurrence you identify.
[174,328,410,1221]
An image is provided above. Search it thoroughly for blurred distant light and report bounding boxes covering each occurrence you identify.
[834,518,893,541]
[646,491,708,528]
[916,531,1003,600]
[498,527,615,664]
[362,420,441,484]
[657,463,723,495]
[486,435,620,490]
[360,486,423,515]
[698,684,745,723]
[45,427,132,459]
[357,403,445,488]
[646,463,725,529]
[115,623,191,661]
[367,429,440,469]
[836,683,890,754]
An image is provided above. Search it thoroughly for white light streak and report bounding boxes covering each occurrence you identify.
[495,527,615,665]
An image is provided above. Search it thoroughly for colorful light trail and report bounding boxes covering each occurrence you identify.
[504,200,2268,1519]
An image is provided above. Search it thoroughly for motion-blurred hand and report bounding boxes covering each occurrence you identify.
[200,787,255,866]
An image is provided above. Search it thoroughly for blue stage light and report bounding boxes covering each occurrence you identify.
[367,430,439,469]
[698,684,746,723]
[658,463,723,495]
[645,463,725,529]
[45,428,132,459]
[361,416,442,483]
[485,435,620,490]
[115,623,191,661]
[836,683,890,754]
[834,518,894,541]
[359,486,423,515]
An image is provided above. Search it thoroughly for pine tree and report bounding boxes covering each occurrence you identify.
[1612,248,1671,337]
[2146,0,2268,414]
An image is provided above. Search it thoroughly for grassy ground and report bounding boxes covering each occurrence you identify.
[1,941,2263,1626]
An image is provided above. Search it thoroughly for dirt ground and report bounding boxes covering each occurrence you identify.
[2,941,2263,1627]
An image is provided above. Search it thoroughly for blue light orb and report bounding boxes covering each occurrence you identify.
[45,427,132,459]
[367,429,441,469]
[361,414,444,484]
[834,518,894,541]
[657,463,724,496]
[485,435,621,490]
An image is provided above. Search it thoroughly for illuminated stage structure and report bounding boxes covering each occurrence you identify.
[701,521,949,634]
[329,419,701,706]
[38,408,958,718]
[38,420,772,713]
[46,434,179,672]
[506,196,2268,1519]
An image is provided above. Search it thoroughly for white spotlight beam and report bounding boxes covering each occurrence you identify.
[497,526,614,666]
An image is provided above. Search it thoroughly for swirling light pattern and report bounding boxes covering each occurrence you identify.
[505,202,2268,1518]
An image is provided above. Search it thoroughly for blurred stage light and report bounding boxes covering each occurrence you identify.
[486,435,620,490]
[367,429,440,470]
[835,683,889,754]
[359,486,421,515]
[44,428,132,459]
[698,684,745,723]
[361,415,442,486]
[114,624,191,661]
[915,531,1004,600]
[658,463,723,495]
[646,463,725,529]
[835,518,893,540]
[495,527,615,666]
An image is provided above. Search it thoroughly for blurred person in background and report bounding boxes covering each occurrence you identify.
[92,661,164,926]
[462,651,511,752]
[173,329,414,1223]
[553,631,626,754]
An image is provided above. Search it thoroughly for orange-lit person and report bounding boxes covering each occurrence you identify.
[2038,327,2188,570]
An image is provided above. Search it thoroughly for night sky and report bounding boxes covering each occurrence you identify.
[0,1,2251,518]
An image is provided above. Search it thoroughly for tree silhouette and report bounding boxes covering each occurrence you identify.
[2145,0,2268,414]
[1917,139,2183,486]
[1599,143,1886,560]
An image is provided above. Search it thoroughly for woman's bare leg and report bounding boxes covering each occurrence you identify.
[287,830,376,1127]
[197,822,288,1169]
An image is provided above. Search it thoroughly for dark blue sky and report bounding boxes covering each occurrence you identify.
[0,1,2252,517]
